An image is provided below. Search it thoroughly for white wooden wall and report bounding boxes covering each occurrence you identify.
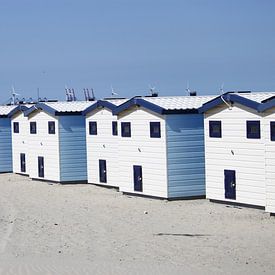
[86,108,119,187]
[11,112,30,175]
[28,110,60,181]
[204,103,266,207]
[263,107,275,213]
[117,107,168,198]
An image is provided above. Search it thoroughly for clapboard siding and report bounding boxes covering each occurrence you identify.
[263,107,275,213]
[0,118,12,172]
[11,112,29,175]
[166,114,205,198]
[28,110,60,181]
[86,108,120,187]
[59,116,87,182]
[204,104,265,206]
[118,107,168,198]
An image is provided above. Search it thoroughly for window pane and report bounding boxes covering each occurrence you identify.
[89,121,97,135]
[13,122,19,133]
[30,122,37,134]
[270,122,275,141]
[150,122,161,138]
[48,121,55,134]
[209,121,222,138]
[112,121,118,136]
[246,121,260,139]
[121,122,131,137]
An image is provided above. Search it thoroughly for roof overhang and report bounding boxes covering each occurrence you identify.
[198,93,260,113]
[82,100,116,115]
[8,105,30,118]
[113,98,164,115]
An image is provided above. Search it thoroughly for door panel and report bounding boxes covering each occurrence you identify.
[20,153,26,173]
[133,165,143,192]
[99,160,107,183]
[38,157,44,178]
[224,170,236,200]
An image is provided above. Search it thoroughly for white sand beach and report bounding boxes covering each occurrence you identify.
[0,173,275,275]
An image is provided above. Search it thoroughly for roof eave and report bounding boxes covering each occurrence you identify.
[113,98,164,115]
[82,100,116,116]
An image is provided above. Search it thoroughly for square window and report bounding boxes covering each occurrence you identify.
[112,121,118,136]
[209,121,222,138]
[13,122,19,133]
[30,122,37,134]
[89,121,97,135]
[150,122,161,138]
[246,121,260,139]
[270,122,275,141]
[48,121,55,134]
[121,122,131,137]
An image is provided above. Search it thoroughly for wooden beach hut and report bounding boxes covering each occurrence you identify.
[82,98,127,188]
[0,105,21,173]
[24,101,92,183]
[113,95,214,199]
[199,91,275,209]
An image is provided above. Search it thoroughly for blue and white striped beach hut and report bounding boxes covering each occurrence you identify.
[24,101,92,183]
[113,95,214,199]
[0,105,21,173]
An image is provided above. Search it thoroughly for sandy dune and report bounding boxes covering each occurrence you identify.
[0,173,275,274]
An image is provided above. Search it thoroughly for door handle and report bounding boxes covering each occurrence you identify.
[138,177,142,181]
[231,182,235,187]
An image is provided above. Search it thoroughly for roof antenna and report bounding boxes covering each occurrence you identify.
[219,84,232,110]
[149,84,158,97]
[185,82,197,96]
[219,83,225,95]
[185,82,191,95]
[111,85,118,97]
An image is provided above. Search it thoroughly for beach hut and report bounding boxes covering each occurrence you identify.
[199,91,275,209]
[24,101,92,183]
[0,105,21,173]
[10,105,32,175]
[113,95,214,199]
[82,99,128,188]
[258,98,275,214]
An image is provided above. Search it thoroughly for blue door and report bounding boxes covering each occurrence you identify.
[38,156,44,178]
[99,159,107,183]
[20,153,26,173]
[224,170,236,200]
[133,165,143,192]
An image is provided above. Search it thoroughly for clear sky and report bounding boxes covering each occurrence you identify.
[0,0,274,103]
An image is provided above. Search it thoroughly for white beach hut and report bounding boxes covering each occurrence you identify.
[82,99,127,188]
[113,95,214,199]
[199,91,275,210]
[10,105,32,175]
[24,101,92,183]
[0,105,19,173]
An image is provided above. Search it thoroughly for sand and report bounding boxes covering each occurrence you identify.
[0,173,275,275]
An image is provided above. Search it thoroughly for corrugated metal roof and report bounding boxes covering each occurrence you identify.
[233,92,275,103]
[105,98,128,106]
[0,105,18,116]
[141,95,216,110]
[44,101,94,112]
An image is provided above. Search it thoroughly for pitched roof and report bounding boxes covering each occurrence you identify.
[82,98,128,115]
[113,95,216,115]
[25,101,94,116]
[199,92,275,113]
[0,105,19,117]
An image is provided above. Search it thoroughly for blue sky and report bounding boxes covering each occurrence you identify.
[0,0,274,103]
